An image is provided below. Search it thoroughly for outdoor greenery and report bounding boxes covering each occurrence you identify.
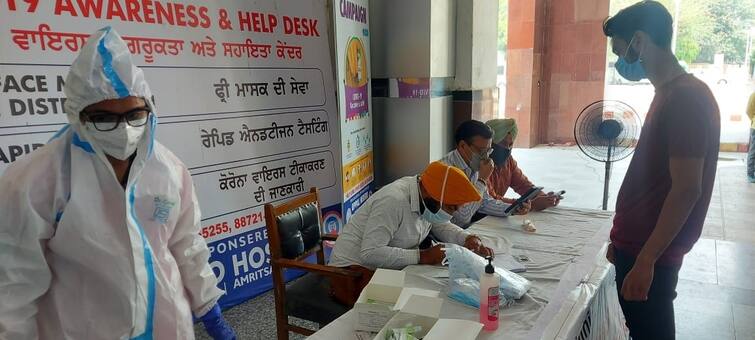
[498,0,508,51]
[611,0,755,64]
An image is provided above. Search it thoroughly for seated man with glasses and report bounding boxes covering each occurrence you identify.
[440,120,530,228]
[0,28,235,339]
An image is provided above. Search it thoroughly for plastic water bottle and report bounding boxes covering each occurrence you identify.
[479,256,500,331]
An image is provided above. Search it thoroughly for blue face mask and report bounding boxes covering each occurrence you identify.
[490,144,511,166]
[419,167,454,224]
[421,200,453,224]
[615,36,646,81]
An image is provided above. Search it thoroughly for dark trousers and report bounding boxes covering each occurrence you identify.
[614,248,681,340]
[329,265,374,306]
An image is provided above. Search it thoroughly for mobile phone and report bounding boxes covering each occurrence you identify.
[556,190,566,199]
[504,186,543,216]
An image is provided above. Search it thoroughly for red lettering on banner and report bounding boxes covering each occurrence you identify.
[10,24,90,52]
[29,0,40,12]
[106,0,126,20]
[197,212,266,239]
[252,12,264,32]
[238,11,251,31]
[76,0,104,18]
[142,0,155,23]
[269,13,278,32]
[283,16,319,37]
[274,40,303,59]
[8,24,186,63]
[125,0,142,22]
[238,11,277,33]
[187,5,198,27]
[255,13,277,33]
[173,2,185,26]
[155,1,174,25]
[55,0,78,16]
[47,0,210,28]
[198,6,210,28]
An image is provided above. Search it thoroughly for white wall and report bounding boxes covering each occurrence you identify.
[369,0,455,78]
[431,0,456,78]
[454,0,498,90]
[374,98,429,183]
[429,96,454,160]
[373,96,454,184]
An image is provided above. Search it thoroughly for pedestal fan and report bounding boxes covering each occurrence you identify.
[574,100,642,210]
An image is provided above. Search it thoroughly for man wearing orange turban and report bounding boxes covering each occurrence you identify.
[328,161,494,305]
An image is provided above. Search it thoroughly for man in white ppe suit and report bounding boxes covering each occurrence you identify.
[0,27,235,340]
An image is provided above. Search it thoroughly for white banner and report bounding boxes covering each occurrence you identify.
[0,0,342,307]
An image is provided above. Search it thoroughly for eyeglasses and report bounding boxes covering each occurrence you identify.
[470,144,493,158]
[82,107,151,132]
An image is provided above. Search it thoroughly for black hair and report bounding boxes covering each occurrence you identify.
[603,1,673,49]
[417,175,442,213]
[454,120,493,146]
[422,195,441,214]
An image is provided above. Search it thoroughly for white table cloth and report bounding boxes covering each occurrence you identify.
[309,207,628,339]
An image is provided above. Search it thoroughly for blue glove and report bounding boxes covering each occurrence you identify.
[200,304,236,340]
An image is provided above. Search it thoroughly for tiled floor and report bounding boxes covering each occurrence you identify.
[675,239,755,339]
[512,146,755,340]
[511,147,755,244]
[198,146,755,340]
[194,287,315,340]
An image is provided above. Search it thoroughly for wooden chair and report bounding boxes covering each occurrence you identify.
[264,187,363,340]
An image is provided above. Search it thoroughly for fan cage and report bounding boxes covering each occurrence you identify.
[574,100,641,163]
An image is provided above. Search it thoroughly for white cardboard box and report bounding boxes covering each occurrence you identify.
[354,269,441,332]
[373,295,483,340]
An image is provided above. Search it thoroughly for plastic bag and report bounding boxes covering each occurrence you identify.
[444,244,531,308]
[385,324,422,340]
[447,278,513,308]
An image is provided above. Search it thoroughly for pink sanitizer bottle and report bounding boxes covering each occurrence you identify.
[479,256,500,331]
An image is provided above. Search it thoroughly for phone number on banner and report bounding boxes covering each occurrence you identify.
[199,211,264,241]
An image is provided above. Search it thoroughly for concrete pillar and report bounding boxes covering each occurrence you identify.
[369,0,456,186]
[452,0,500,130]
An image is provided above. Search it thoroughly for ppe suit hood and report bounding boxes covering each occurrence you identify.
[63,26,157,161]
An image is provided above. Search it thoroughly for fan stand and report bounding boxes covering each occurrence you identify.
[575,100,639,212]
[603,145,613,211]
[597,119,622,211]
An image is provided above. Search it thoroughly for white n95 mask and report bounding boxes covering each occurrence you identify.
[85,123,145,160]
